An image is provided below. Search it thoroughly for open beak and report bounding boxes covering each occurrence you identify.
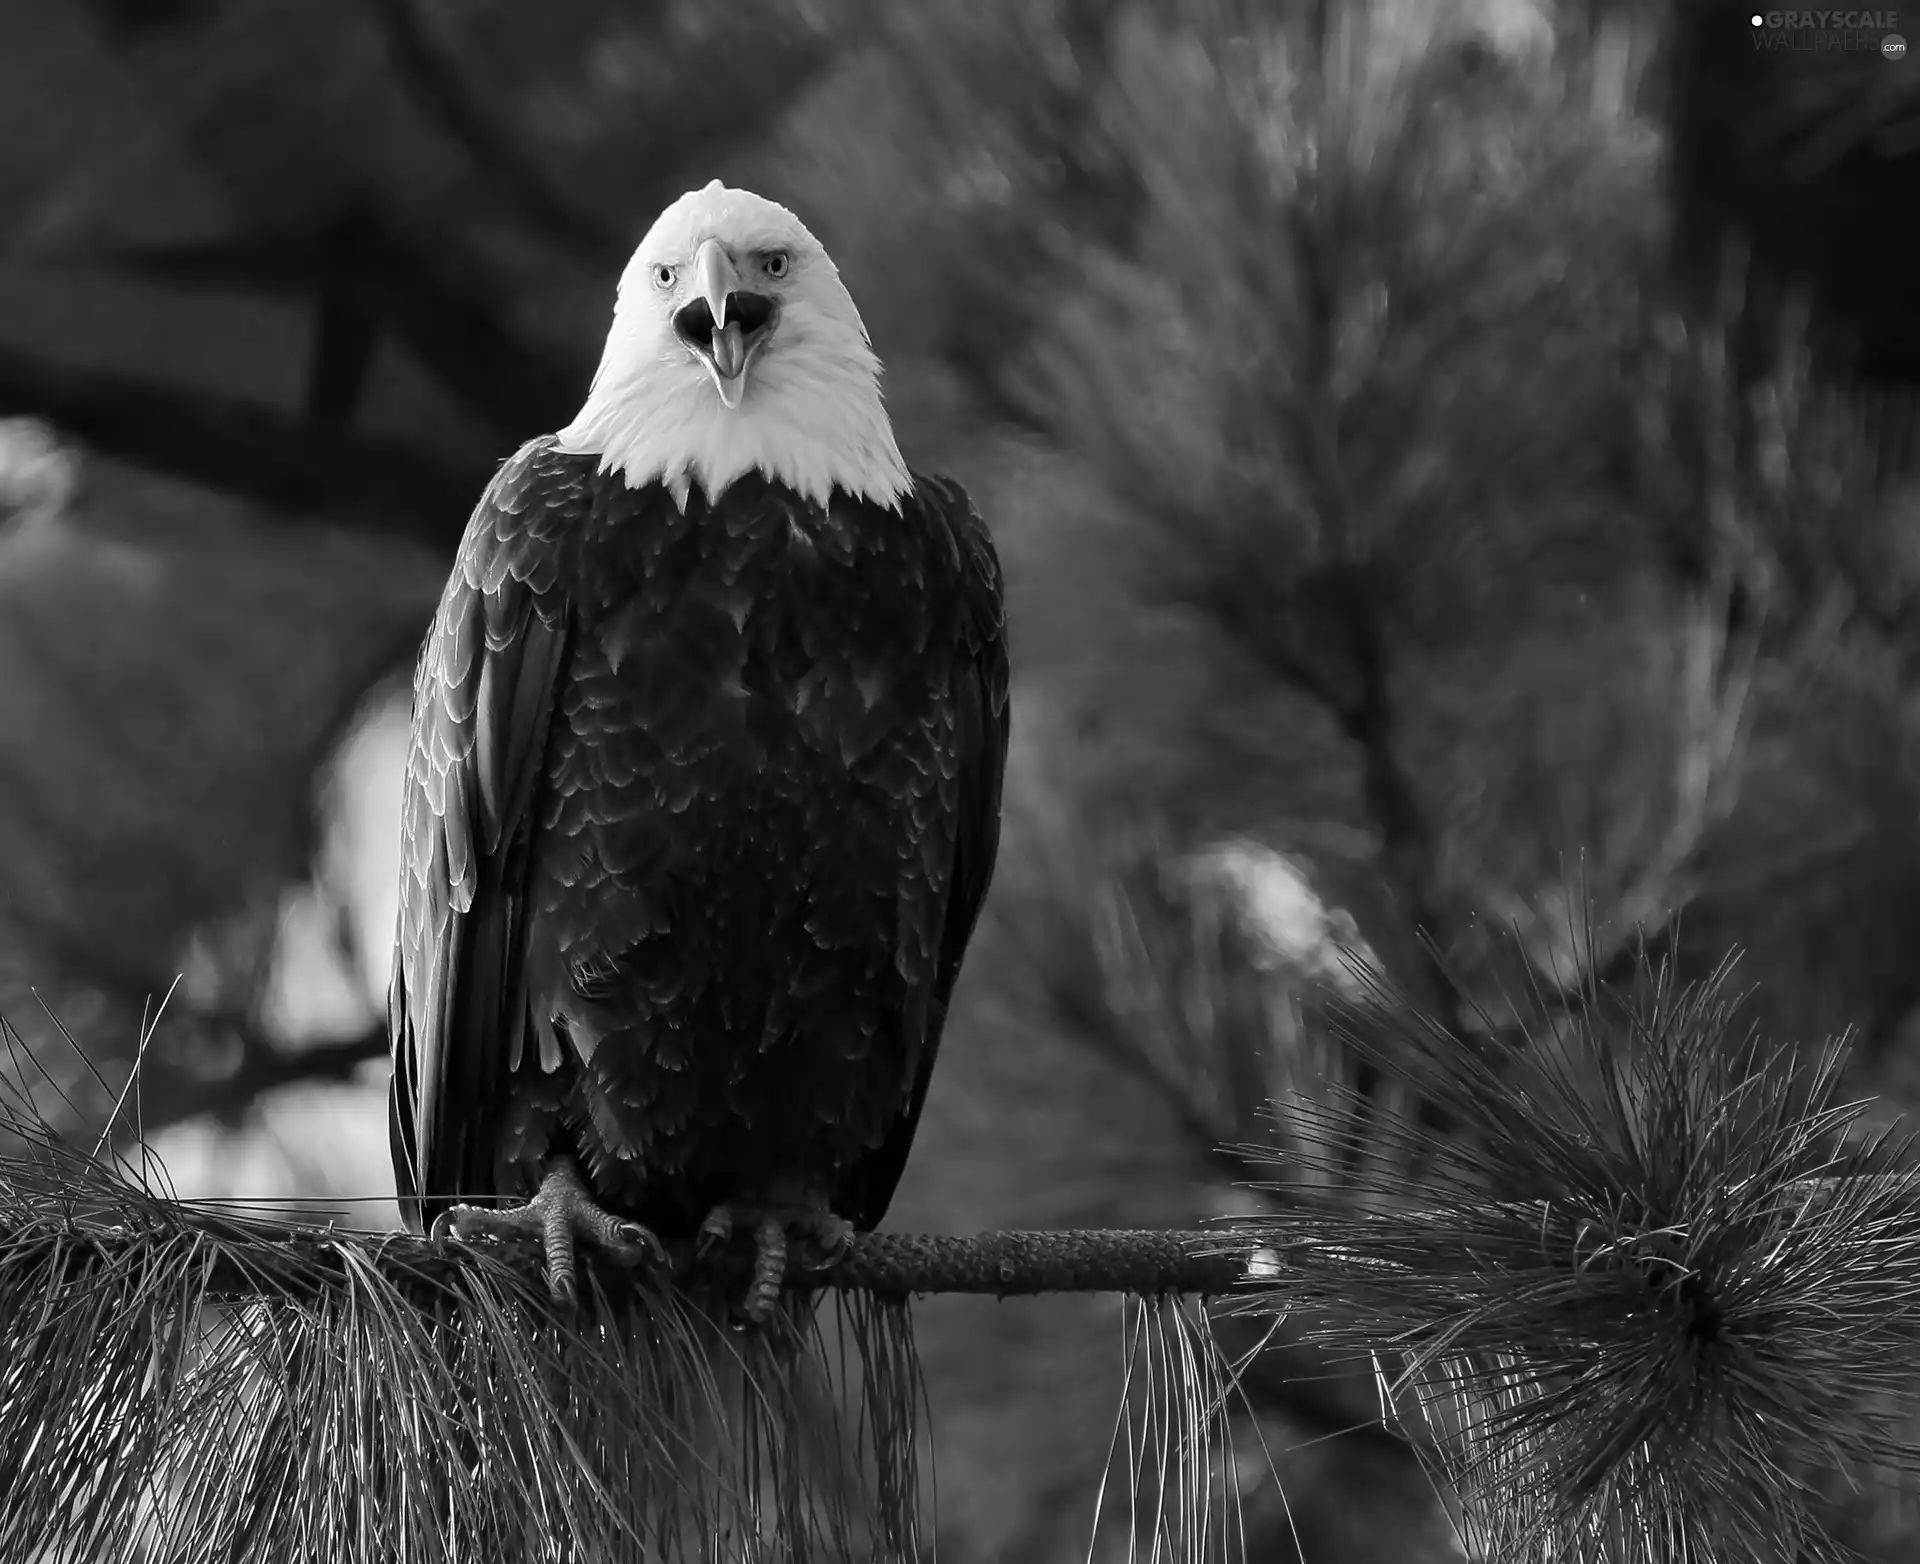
[673,239,776,409]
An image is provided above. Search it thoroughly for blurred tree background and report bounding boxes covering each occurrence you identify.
[1,0,1918,1557]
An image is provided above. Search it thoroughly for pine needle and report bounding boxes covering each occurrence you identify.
[0,1015,927,1564]
[1093,1295,1250,1564]
[1227,956,1920,1563]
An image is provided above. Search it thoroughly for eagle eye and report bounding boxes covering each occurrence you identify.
[762,250,790,280]
[651,263,676,291]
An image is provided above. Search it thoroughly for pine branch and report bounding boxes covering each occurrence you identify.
[59,208,586,445]
[371,0,632,261]
[0,341,483,543]
[0,1182,1908,1304]
[6,959,1920,1559]
[0,1213,1254,1301]
[1247,959,1920,1563]
[373,0,852,273]
[133,1024,393,1137]
[3,1153,1915,1559]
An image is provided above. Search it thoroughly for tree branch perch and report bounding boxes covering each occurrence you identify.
[4,1215,1260,1302]
[3,953,1917,1561]
[3,1179,1903,1306]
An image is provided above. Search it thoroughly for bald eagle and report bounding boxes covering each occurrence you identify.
[388,182,1009,1318]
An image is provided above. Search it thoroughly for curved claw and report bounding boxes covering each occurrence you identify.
[614,1220,671,1268]
[430,1201,542,1248]
[696,1204,737,1259]
[793,1213,854,1273]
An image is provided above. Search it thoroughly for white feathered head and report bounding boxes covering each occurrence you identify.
[557,181,911,514]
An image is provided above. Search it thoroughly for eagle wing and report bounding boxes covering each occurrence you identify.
[833,475,1011,1230]
[388,439,579,1232]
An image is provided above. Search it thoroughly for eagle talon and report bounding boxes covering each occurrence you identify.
[695,1201,856,1322]
[745,1215,786,1324]
[429,1201,543,1248]
[432,1160,664,1304]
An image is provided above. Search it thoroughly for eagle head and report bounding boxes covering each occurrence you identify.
[556,181,911,514]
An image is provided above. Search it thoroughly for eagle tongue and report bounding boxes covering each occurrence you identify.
[710,320,746,381]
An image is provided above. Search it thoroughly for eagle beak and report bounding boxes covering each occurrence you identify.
[694,239,739,354]
[674,238,775,410]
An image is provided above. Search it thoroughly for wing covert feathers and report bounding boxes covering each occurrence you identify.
[390,439,577,1231]
[831,475,1010,1230]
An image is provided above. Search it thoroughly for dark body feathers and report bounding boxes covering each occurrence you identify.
[388,437,1009,1239]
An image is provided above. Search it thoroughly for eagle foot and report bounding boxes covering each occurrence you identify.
[695,1202,855,1325]
[430,1157,666,1307]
